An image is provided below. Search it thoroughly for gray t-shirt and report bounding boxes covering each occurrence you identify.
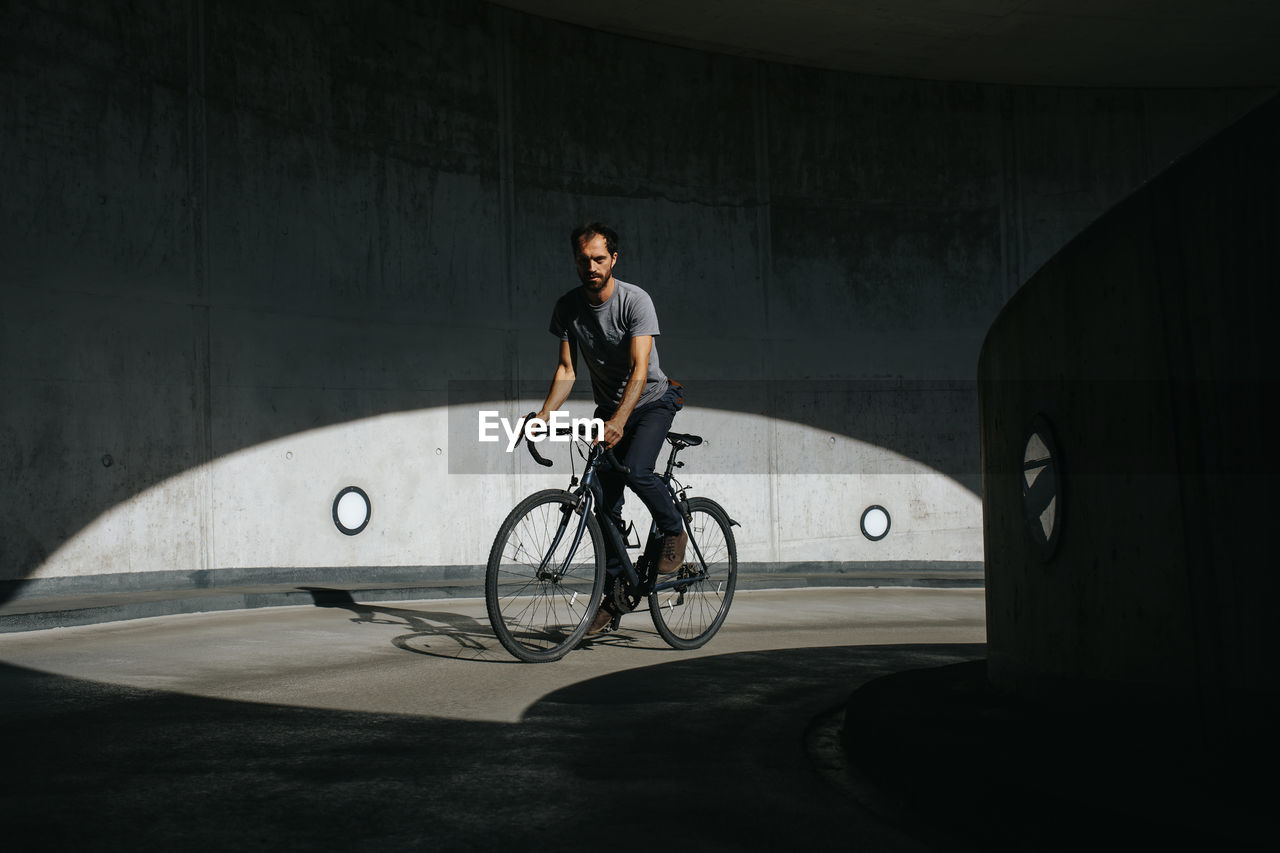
[550,279,669,414]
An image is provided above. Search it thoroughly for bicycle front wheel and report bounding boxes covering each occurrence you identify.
[649,497,737,650]
[485,489,605,662]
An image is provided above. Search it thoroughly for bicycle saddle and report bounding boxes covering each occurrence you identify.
[665,432,703,449]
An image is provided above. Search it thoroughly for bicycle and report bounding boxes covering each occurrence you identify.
[484,415,739,663]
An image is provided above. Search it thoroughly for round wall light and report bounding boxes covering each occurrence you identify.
[1022,414,1063,561]
[860,505,891,541]
[333,486,371,536]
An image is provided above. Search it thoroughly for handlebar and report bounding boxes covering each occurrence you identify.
[598,444,630,475]
[520,412,554,467]
[517,412,630,474]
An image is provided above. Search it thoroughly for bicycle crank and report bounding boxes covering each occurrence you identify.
[609,574,644,614]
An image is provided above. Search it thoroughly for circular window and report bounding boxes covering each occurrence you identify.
[333,486,371,536]
[1022,415,1062,561]
[860,505,891,541]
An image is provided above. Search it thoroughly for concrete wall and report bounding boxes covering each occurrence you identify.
[1,0,1269,598]
[980,94,1279,705]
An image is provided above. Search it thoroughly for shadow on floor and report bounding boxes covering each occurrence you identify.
[840,660,1276,850]
[300,587,673,662]
[1,643,980,851]
[301,586,507,662]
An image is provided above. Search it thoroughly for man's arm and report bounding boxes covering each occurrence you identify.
[535,339,577,423]
[600,334,652,447]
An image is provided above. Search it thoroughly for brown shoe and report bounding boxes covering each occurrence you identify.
[586,605,615,635]
[656,529,688,575]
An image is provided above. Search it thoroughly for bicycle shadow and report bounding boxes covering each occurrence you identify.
[300,587,667,660]
[574,609,677,652]
[299,587,514,663]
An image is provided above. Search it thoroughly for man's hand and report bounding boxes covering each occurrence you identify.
[599,417,625,448]
[527,411,548,441]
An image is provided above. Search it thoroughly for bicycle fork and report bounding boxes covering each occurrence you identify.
[535,489,595,582]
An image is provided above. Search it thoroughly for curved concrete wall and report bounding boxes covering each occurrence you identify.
[1,0,1270,601]
[980,95,1279,704]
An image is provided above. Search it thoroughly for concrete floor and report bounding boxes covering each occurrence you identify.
[0,587,986,850]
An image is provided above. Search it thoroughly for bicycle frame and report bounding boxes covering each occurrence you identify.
[541,440,707,595]
[488,414,737,661]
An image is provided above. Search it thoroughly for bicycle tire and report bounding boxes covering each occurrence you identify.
[485,489,605,662]
[649,497,737,650]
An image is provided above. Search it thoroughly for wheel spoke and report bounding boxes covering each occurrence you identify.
[486,491,604,661]
[649,499,736,649]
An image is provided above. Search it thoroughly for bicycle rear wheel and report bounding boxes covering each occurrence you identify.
[485,489,605,662]
[649,497,737,650]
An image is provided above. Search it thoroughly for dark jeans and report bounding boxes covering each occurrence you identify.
[594,384,684,574]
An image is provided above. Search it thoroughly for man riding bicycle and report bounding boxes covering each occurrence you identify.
[532,222,687,634]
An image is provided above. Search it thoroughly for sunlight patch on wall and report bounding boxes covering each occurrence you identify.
[32,405,982,581]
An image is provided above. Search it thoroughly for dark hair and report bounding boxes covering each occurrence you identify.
[570,222,619,256]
